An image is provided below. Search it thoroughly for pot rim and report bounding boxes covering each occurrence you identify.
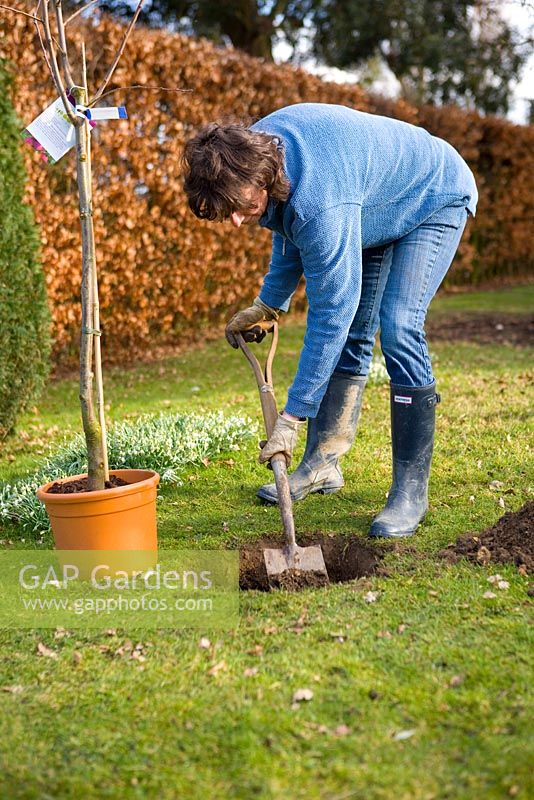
[36,469,160,504]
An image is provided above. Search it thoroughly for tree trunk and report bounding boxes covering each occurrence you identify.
[73,85,106,491]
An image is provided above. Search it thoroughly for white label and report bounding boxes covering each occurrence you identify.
[394,395,412,404]
[85,106,127,121]
[24,97,77,164]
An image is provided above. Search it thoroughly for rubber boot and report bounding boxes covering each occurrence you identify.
[369,382,440,538]
[257,372,367,504]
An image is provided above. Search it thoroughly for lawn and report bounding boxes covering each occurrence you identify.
[0,286,532,799]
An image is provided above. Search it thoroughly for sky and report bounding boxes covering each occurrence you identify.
[273,0,533,125]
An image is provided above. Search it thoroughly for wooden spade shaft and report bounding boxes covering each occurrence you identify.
[236,325,296,548]
[236,325,328,583]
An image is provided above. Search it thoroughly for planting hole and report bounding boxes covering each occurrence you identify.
[240,534,387,591]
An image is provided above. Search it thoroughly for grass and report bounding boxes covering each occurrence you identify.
[0,286,532,799]
[431,283,533,314]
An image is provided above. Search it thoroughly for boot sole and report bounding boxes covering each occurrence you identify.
[369,513,427,539]
[256,484,342,505]
[368,527,417,539]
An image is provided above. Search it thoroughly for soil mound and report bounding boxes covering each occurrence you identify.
[426,312,534,346]
[439,501,533,572]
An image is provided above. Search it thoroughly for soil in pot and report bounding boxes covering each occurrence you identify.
[46,475,130,494]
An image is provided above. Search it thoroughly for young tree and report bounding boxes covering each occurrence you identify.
[0,0,146,489]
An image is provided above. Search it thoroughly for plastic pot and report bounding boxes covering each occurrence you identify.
[36,469,160,552]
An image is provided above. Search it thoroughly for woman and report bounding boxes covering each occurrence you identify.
[182,103,478,538]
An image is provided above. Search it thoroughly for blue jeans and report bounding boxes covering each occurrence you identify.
[335,206,469,386]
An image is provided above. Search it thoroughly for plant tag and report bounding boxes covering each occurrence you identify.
[22,96,78,164]
[84,106,127,121]
[22,96,127,164]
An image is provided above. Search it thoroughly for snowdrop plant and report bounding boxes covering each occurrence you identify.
[0,411,257,534]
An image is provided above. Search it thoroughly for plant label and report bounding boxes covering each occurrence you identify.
[22,96,80,164]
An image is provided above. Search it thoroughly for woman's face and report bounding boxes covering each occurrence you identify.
[230,186,268,228]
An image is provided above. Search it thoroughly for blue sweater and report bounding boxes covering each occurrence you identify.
[252,103,478,418]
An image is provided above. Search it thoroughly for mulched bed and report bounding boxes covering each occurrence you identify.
[47,475,130,494]
[439,501,534,573]
[426,312,534,346]
[240,533,387,591]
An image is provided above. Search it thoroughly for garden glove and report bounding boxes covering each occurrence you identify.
[225,297,279,348]
[258,414,305,469]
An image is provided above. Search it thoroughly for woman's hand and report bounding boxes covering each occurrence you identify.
[225,297,279,348]
[258,413,305,468]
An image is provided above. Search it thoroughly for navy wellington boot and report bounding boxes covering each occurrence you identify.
[257,372,367,504]
[369,382,440,538]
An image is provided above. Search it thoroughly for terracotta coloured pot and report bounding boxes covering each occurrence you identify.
[36,469,160,552]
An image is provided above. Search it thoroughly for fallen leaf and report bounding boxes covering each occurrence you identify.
[263,625,277,635]
[476,546,491,565]
[72,651,82,665]
[498,497,506,509]
[247,644,263,657]
[293,606,308,632]
[207,660,227,676]
[377,630,392,639]
[393,729,416,741]
[199,637,211,649]
[1,685,23,694]
[364,591,379,603]
[292,688,313,703]
[489,480,504,490]
[497,580,510,590]
[488,574,503,584]
[483,591,497,599]
[330,631,345,643]
[53,627,67,640]
[428,590,439,597]
[448,675,464,688]
[37,643,57,659]
[243,667,258,678]
[131,650,146,663]
[334,724,351,737]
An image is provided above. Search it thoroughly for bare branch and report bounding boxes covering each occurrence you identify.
[0,3,42,21]
[33,0,55,79]
[91,0,146,105]
[65,0,99,26]
[54,0,75,88]
[42,0,78,124]
[88,83,192,106]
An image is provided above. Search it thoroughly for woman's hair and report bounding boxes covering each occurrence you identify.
[182,123,290,221]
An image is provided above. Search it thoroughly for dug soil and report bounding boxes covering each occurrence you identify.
[240,534,387,591]
[47,475,130,494]
[426,312,534,346]
[440,501,534,573]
